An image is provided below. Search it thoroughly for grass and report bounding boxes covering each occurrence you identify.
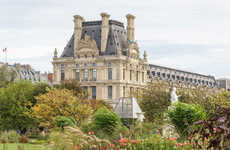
[0,144,48,150]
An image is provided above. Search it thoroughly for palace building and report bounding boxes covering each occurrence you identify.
[52,13,148,102]
[52,13,216,102]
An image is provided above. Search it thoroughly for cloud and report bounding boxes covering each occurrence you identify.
[0,0,230,78]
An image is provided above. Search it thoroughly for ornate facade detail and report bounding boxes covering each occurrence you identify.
[79,35,98,50]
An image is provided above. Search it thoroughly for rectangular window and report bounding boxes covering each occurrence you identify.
[130,70,132,81]
[142,72,144,82]
[123,86,125,97]
[123,69,125,80]
[92,86,96,99]
[84,69,88,81]
[130,87,133,96]
[108,68,112,80]
[76,69,80,81]
[136,71,139,82]
[92,69,97,81]
[108,86,112,99]
[61,64,65,81]
[84,86,88,92]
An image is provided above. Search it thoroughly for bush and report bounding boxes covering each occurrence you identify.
[0,130,20,143]
[55,116,76,129]
[19,135,29,143]
[92,107,122,135]
[168,102,207,137]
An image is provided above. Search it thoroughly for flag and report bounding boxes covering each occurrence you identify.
[2,48,7,52]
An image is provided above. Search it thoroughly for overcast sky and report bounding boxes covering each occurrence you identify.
[0,0,229,78]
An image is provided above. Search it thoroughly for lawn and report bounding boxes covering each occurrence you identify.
[0,144,47,150]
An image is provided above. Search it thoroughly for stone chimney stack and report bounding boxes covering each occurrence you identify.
[100,12,110,53]
[126,14,135,42]
[73,15,84,55]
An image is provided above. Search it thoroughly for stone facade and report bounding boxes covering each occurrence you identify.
[52,13,148,102]
[217,78,230,90]
[148,64,216,87]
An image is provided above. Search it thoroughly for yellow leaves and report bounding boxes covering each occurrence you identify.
[31,88,93,128]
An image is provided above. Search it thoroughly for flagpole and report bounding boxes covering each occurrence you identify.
[5,48,7,64]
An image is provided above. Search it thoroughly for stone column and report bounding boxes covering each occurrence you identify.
[126,14,135,42]
[73,15,84,56]
[100,13,110,53]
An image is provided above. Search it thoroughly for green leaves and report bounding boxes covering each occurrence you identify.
[168,102,207,137]
[139,82,171,125]
[0,80,35,131]
[92,107,122,134]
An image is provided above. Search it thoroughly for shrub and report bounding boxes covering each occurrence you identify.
[19,135,29,143]
[55,116,76,129]
[92,107,122,135]
[0,130,20,143]
[168,102,207,137]
[189,91,230,149]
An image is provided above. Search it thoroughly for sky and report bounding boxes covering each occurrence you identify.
[0,0,229,78]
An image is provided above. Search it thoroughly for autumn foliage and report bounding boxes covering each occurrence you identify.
[31,88,93,128]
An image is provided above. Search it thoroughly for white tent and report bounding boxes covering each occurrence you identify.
[114,97,144,121]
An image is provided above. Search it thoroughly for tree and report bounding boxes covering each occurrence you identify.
[0,65,17,88]
[0,80,35,131]
[177,87,216,116]
[31,82,51,105]
[54,80,87,99]
[168,102,207,137]
[139,81,171,126]
[31,88,93,128]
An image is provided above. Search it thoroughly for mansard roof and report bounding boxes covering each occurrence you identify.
[61,20,128,57]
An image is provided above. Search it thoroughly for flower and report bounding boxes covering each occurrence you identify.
[88,131,95,135]
[168,137,178,141]
[129,139,140,144]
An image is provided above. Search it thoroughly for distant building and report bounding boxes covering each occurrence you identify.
[217,78,230,90]
[0,63,41,82]
[40,72,53,84]
[148,64,216,87]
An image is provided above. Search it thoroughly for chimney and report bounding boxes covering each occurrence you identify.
[126,14,135,42]
[73,15,84,56]
[100,12,110,53]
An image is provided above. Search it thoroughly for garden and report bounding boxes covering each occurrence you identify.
[0,67,230,150]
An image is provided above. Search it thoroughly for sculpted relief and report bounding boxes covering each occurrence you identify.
[79,34,98,50]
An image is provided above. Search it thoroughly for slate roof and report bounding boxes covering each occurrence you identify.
[61,20,128,57]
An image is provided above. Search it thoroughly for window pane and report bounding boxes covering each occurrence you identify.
[61,64,65,81]
[108,68,112,80]
[108,86,112,99]
[76,69,80,81]
[92,69,97,81]
[92,86,96,99]
[84,69,88,81]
